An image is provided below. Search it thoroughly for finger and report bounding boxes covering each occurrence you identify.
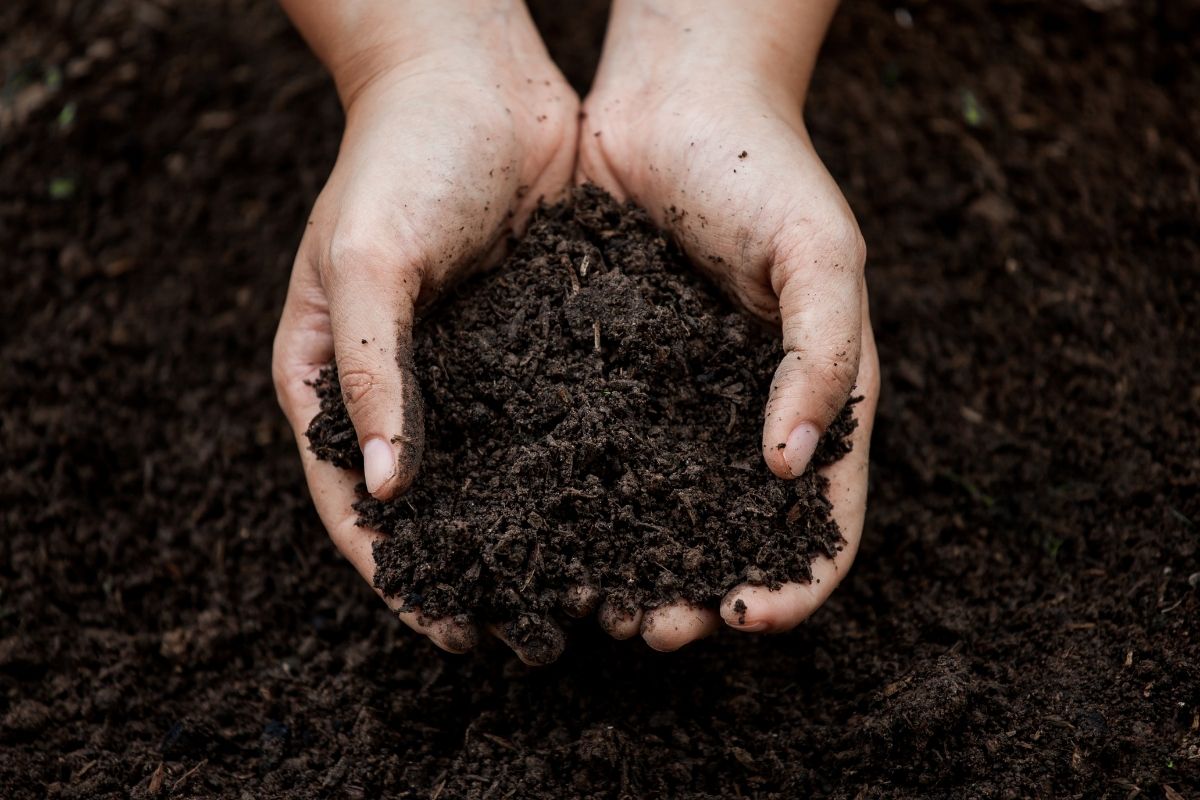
[301,432,478,653]
[597,602,644,640]
[488,618,567,666]
[273,261,478,654]
[303,448,478,653]
[321,243,425,501]
[561,583,600,619]
[761,226,867,480]
[640,603,720,652]
[301,436,480,653]
[726,303,879,632]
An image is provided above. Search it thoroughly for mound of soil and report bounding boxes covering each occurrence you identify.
[306,186,857,644]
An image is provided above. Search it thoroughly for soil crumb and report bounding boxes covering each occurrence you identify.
[306,186,857,638]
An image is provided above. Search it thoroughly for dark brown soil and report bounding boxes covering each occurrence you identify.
[305,186,857,646]
[1,1,1198,798]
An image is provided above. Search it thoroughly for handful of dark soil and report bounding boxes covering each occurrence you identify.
[307,186,857,646]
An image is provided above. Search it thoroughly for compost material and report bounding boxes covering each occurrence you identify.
[305,186,857,641]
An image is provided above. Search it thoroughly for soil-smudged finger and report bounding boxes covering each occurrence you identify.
[561,583,600,618]
[489,616,566,666]
[641,603,720,652]
[597,602,643,640]
[422,613,480,654]
[389,606,479,654]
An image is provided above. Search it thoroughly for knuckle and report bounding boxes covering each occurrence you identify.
[814,356,859,416]
[336,358,386,415]
[324,229,398,286]
[828,358,859,399]
[806,337,860,391]
[320,224,428,310]
[772,345,860,421]
[812,216,867,274]
[778,213,867,279]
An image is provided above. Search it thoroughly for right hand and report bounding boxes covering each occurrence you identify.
[271,9,578,662]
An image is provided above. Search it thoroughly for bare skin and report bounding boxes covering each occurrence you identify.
[272,0,878,660]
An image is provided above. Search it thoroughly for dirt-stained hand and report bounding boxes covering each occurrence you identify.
[577,0,880,652]
[272,3,578,663]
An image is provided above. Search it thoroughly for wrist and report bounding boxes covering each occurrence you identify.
[281,0,552,110]
[595,0,839,107]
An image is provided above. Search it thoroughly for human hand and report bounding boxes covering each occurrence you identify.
[272,1,578,661]
[578,0,880,651]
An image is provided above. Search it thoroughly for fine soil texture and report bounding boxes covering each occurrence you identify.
[305,186,857,651]
[2,1,1198,799]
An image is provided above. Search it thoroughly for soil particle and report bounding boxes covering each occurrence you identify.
[306,186,859,638]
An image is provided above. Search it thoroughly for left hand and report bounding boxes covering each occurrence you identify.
[577,0,880,651]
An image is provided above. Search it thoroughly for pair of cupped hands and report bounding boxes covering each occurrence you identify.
[272,1,879,664]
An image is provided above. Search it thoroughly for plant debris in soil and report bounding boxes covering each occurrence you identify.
[305,185,858,643]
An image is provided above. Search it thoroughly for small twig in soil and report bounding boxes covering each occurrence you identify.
[563,255,581,294]
[173,759,206,792]
[482,732,519,752]
[1168,506,1194,527]
[521,542,542,591]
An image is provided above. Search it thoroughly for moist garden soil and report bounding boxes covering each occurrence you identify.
[1,0,1198,798]
[305,185,858,657]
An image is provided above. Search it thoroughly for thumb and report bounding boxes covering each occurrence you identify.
[761,228,865,479]
[325,251,426,501]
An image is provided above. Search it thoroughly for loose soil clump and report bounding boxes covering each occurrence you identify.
[306,186,857,643]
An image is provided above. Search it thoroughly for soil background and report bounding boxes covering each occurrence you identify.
[1,1,1197,798]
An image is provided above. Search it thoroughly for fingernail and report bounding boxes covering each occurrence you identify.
[784,422,821,477]
[727,599,767,631]
[728,613,768,632]
[362,437,395,495]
